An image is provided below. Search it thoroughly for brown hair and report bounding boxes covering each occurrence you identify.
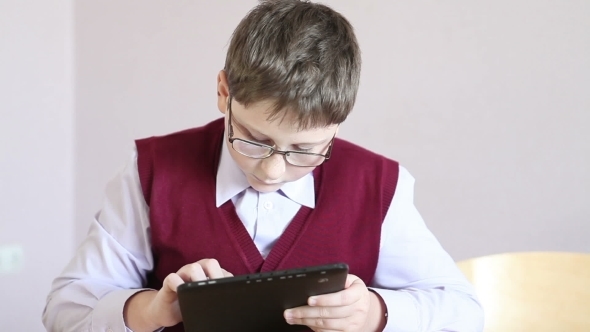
[224,0,361,129]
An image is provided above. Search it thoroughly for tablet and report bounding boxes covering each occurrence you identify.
[177,262,349,332]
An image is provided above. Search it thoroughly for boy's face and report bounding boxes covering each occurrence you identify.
[217,71,338,193]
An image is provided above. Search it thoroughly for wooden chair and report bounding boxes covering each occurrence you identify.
[457,251,590,332]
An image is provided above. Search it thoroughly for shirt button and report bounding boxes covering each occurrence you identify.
[264,201,273,210]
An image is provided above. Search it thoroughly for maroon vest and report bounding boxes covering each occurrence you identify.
[136,118,399,331]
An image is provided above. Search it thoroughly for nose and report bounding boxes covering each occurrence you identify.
[258,153,286,182]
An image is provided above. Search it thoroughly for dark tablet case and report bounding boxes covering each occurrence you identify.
[177,263,349,332]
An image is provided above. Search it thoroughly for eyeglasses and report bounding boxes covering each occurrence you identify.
[227,96,334,167]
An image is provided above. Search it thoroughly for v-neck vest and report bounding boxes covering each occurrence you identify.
[136,118,398,331]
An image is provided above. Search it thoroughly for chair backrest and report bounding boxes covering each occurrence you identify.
[457,251,590,332]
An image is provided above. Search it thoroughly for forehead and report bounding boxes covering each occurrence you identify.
[230,98,337,138]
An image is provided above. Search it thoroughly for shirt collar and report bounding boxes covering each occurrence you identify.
[278,171,315,209]
[215,136,315,208]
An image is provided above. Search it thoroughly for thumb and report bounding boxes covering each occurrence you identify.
[344,274,364,288]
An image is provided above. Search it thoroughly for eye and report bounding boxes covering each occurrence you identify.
[295,146,314,152]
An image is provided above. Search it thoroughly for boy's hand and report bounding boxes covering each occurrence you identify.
[126,259,233,331]
[284,274,383,332]
[148,258,233,327]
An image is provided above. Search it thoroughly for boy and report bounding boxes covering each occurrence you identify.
[43,0,484,331]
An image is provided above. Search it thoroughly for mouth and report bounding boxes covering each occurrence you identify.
[252,175,281,185]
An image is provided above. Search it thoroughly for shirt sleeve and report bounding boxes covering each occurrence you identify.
[42,148,155,332]
[370,166,485,332]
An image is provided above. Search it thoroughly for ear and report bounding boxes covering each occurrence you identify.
[217,70,230,115]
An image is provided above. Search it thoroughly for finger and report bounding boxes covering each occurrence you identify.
[150,274,183,326]
[222,269,234,278]
[177,263,207,282]
[163,273,185,293]
[308,276,365,307]
[158,273,184,305]
[285,304,353,321]
[197,258,226,279]
[285,313,348,331]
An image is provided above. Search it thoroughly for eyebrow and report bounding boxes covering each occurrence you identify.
[232,114,329,147]
[232,114,265,138]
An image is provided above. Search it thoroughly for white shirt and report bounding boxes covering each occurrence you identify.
[43,141,484,332]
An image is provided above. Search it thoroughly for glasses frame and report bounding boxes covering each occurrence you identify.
[227,95,334,167]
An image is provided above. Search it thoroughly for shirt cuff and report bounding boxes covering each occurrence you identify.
[369,288,419,332]
[91,288,155,332]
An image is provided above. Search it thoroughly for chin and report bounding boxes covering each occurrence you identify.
[253,187,280,193]
[248,178,283,193]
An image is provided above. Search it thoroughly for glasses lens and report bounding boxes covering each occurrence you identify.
[232,140,272,158]
[285,152,326,167]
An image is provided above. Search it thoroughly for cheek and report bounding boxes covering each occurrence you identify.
[228,145,257,173]
[283,166,315,182]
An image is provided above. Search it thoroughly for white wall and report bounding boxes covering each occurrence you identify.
[0,0,74,331]
[74,0,256,244]
[75,0,590,259]
[341,0,590,257]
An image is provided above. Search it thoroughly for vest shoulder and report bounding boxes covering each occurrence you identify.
[332,138,399,167]
[136,118,224,148]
